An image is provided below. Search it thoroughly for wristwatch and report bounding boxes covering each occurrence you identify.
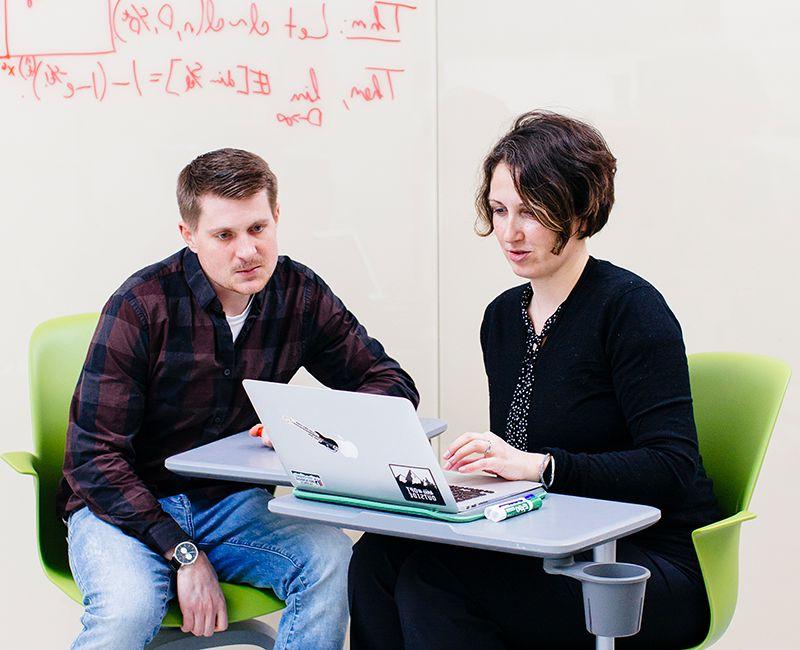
[169,540,199,571]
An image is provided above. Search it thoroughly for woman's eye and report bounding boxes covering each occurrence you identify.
[492,207,506,216]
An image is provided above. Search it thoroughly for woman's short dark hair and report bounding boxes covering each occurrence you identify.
[177,148,278,229]
[475,111,617,254]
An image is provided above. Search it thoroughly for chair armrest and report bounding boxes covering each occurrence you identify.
[692,510,756,541]
[688,510,756,649]
[1,451,39,477]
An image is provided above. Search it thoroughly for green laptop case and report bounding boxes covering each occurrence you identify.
[293,488,488,522]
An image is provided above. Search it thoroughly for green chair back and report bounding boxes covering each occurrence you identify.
[4,313,283,625]
[687,352,790,649]
[689,352,791,517]
[29,313,100,586]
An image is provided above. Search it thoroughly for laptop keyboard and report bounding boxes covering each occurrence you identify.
[450,484,495,503]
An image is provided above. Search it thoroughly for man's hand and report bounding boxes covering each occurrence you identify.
[249,423,273,448]
[442,431,545,482]
[175,551,228,637]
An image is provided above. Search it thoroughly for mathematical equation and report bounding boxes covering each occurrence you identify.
[108,0,416,44]
[0,0,420,127]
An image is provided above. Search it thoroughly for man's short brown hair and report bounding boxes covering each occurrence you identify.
[475,111,617,254]
[177,148,278,229]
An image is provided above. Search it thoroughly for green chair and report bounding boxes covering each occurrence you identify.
[2,313,285,648]
[686,352,791,649]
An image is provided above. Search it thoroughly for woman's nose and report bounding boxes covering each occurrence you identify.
[503,215,525,241]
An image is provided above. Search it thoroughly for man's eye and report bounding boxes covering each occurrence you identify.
[251,224,264,233]
[217,233,230,240]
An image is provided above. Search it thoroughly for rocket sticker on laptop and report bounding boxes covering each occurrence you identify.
[283,417,359,458]
[390,464,446,505]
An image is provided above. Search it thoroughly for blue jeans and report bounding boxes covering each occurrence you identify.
[67,487,351,649]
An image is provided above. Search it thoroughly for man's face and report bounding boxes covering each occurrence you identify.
[179,190,280,309]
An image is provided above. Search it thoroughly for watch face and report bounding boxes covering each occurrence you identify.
[175,542,198,566]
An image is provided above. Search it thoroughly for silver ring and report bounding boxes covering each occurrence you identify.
[483,440,493,457]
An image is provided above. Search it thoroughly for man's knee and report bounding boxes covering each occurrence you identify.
[312,526,352,582]
[289,525,352,593]
[68,511,173,647]
[80,580,168,645]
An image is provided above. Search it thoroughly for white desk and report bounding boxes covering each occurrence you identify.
[165,417,447,486]
[268,491,659,559]
[166,418,659,649]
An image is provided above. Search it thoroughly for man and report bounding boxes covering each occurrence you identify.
[58,148,419,649]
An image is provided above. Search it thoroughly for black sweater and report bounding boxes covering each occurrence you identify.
[481,257,721,570]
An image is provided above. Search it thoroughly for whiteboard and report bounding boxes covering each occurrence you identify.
[0,0,438,414]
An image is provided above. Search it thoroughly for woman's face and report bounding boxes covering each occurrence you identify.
[489,163,579,282]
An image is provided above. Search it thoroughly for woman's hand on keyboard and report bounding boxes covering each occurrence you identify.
[442,431,544,482]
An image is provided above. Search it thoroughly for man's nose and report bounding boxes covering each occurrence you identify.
[235,238,258,259]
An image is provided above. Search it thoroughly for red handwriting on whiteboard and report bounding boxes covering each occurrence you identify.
[285,2,329,40]
[43,64,68,86]
[345,2,416,43]
[110,59,143,96]
[111,1,272,42]
[64,61,107,101]
[2,1,422,120]
[17,56,40,82]
[247,3,270,35]
[290,68,320,103]
[157,3,175,31]
[246,66,272,95]
[121,4,152,35]
[164,57,183,95]
[184,61,203,91]
[209,65,272,95]
[348,66,404,103]
[276,107,323,127]
[204,0,225,33]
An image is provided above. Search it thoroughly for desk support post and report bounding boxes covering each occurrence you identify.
[596,635,614,650]
[593,541,616,650]
[593,540,616,563]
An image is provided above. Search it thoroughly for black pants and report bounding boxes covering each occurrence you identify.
[348,534,710,650]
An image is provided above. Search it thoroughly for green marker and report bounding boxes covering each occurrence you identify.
[484,495,544,522]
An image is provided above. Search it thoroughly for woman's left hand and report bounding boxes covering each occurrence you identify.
[442,431,544,482]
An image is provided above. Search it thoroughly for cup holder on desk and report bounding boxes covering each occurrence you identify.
[543,559,650,638]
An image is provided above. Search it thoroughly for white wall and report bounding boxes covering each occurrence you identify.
[437,1,799,647]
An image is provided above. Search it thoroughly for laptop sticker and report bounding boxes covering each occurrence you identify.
[389,464,446,506]
[283,416,359,458]
[291,470,325,488]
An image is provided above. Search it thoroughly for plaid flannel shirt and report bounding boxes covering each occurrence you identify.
[58,249,419,556]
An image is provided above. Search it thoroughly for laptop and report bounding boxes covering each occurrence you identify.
[243,380,543,521]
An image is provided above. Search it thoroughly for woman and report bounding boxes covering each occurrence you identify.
[348,111,722,649]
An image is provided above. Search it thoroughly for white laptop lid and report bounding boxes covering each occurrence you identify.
[243,380,463,512]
